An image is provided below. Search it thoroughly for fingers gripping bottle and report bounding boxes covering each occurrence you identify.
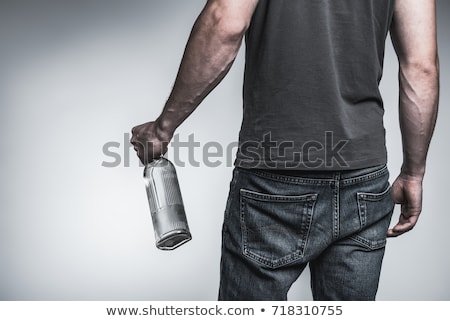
[143,157,192,250]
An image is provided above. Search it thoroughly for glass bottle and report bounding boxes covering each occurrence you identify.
[143,157,191,250]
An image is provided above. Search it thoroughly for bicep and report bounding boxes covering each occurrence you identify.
[390,0,438,66]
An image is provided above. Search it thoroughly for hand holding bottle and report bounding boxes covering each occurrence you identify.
[130,120,173,164]
[131,120,191,250]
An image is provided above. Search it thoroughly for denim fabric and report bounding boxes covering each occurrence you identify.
[218,165,394,301]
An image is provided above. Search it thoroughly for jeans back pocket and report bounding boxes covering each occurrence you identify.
[240,188,317,269]
[353,186,394,250]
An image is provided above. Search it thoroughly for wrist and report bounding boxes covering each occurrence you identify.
[154,117,175,142]
[156,99,188,136]
[400,165,425,181]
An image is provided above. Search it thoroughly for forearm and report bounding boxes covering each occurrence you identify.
[156,3,248,135]
[398,59,439,178]
[390,0,439,178]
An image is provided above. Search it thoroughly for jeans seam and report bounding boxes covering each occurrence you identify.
[332,175,340,240]
[357,194,367,228]
[300,199,316,259]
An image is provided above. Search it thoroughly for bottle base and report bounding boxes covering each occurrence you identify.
[156,230,192,250]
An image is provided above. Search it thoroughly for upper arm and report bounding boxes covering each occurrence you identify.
[390,0,438,68]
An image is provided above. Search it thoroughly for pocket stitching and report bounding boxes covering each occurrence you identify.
[349,235,387,250]
[240,189,317,269]
[240,188,318,202]
[355,186,393,250]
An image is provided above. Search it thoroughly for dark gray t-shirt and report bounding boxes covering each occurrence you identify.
[235,0,395,170]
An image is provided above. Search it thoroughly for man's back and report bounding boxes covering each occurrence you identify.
[237,0,396,170]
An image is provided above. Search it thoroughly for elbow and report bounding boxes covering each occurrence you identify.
[205,3,249,44]
[400,55,440,78]
[416,59,439,78]
[219,22,248,44]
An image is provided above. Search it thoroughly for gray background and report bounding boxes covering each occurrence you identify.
[1,0,449,300]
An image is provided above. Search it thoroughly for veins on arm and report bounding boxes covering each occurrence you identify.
[390,0,439,177]
[156,0,259,135]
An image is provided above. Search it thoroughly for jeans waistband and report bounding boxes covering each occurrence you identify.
[237,164,388,186]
